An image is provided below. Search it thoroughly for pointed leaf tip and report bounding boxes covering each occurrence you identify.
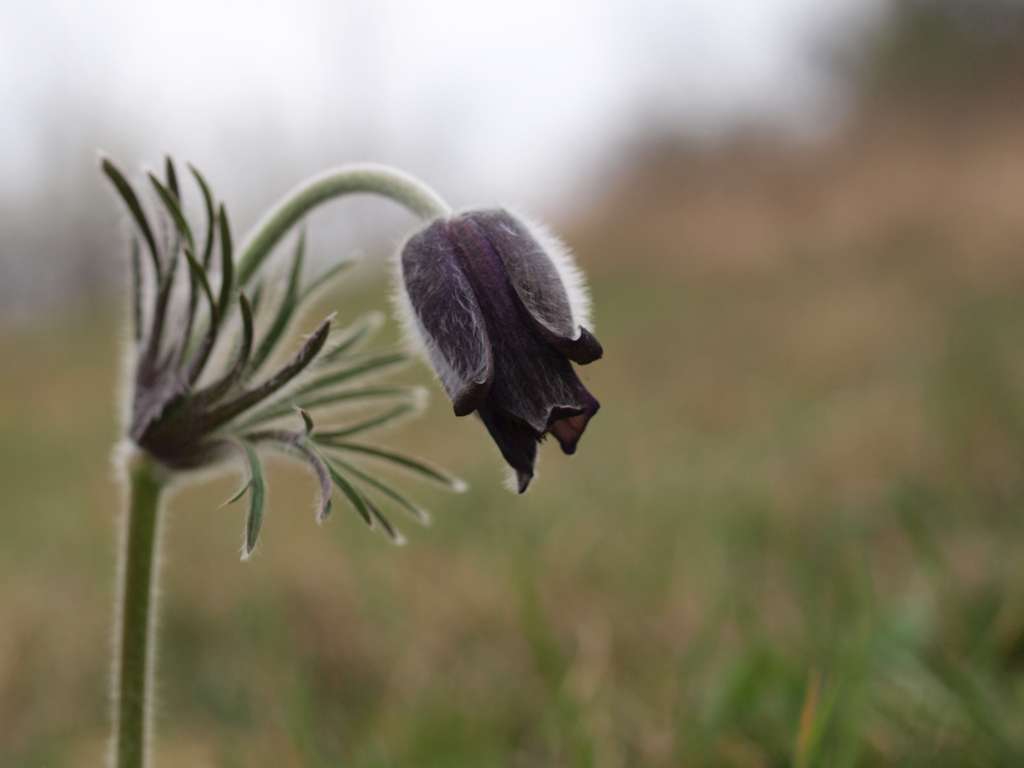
[221,480,251,507]
[317,441,465,492]
[237,442,267,558]
[101,156,162,283]
[188,163,216,268]
[216,204,235,316]
[164,156,180,200]
[148,171,195,254]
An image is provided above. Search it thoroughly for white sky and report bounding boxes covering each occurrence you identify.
[0,0,885,318]
[0,0,879,209]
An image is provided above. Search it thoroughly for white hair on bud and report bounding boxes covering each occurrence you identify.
[390,232,430,361]
[390,230,486,402]
[512,211,594,332]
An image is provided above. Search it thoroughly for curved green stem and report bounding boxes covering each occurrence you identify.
[112,453,166,768]
[236,164,451,287]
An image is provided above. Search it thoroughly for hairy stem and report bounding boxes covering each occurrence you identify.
[111,453,166,768]
[236,164,451,287]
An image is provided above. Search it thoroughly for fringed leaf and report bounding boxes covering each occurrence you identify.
[193,293,254,404]
[248,228,305,375]
[164,156,180,200]
[238,385,423,429]
[186,204,235,385]
[142,239,180,369]
[188,164,216,269]
[313,403,416,440]
[298,407,315,435]
[295,352,409,396]
[290,439,333,522]
[199,316,332,432]
[235,441,266,560]
[183,249,218,326]
[249,281,266,317]
[320,312,383,362]
[300,258,355,303]
[323,457,373,528]
[329,454,431,525]
[174,166,215,364]
[130,238,143,343]
[316,440,465,492]
[148,172,195,255]
[216,205,235,317]
[100,155,162,283]
[363,494,404,545]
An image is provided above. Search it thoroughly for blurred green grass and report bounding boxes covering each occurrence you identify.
[4,121,1024,766]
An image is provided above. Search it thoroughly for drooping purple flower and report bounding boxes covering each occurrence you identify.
[397,209,603,492]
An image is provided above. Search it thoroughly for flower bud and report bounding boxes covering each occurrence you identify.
[397,209,602,492]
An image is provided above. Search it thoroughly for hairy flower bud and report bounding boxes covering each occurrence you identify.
[397,209,602,492]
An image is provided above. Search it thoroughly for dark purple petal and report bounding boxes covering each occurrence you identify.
[470,210,602,365]
[401,222,493,415]
[447,216,594,432]
[534,323,603,365]
[547,390,600,456]
[475,404,538,493]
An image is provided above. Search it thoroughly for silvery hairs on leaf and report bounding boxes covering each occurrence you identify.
[102,155,463,557]
[395,208,603,493]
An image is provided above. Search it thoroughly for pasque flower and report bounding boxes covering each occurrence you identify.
[397,209,603,492]
[100,157,601,768]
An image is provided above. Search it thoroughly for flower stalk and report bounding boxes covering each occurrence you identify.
[112,452,166,768]
[236,163,451,286]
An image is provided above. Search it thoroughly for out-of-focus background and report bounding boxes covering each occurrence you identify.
[4,1,1024,765]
